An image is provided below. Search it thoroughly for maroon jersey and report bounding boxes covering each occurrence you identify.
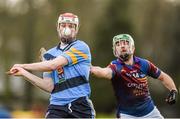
[108,56,161,116]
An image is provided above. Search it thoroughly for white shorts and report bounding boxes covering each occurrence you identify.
[120,106,164,119]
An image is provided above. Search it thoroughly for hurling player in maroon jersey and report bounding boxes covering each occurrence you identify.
[91,34,178,118]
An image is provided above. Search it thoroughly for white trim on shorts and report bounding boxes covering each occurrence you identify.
[120,106,164,119]
[86,97,96,118]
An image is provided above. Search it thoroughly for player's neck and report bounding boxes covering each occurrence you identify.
[124,55,134,65]
[60,42,68,49]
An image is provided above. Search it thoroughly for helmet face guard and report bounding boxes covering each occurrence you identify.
[112,34,135,61]
[57,13,79,44]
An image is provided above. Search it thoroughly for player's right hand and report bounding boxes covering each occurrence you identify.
[165,90,178,105]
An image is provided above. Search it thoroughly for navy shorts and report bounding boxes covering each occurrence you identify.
[45,97,95,118]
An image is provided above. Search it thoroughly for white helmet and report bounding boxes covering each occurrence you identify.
[57,13,79,44]
[57,13,79,31]
[112,34,135,61]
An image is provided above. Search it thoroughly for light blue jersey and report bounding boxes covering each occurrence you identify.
[43,40,91,105]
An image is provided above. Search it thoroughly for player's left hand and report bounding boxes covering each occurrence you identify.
[7,67,27,76]
[165,90,178,105]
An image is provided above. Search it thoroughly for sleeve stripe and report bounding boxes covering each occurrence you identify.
[70,48,88,59]
[66,51,78,64]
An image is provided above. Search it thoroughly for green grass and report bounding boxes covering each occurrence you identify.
[96,113,115,118]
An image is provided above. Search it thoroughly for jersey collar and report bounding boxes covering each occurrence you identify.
[56,39,77,51]
[117,56,140,65]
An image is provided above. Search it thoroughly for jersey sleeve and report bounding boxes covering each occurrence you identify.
[108,61,117,78]
[61,42,90,66]
[146,60,161,79]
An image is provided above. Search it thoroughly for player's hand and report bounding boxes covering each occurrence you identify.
[7,67,26,76]
[9,64,24,74]
[165,90,178,105]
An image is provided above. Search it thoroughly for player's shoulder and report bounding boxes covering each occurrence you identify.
[111,59,119,64]
[73,39,89,47]
[134,56,151,72]
[46,46,58,54]
[134,56,149,64]
[43,46,57,60]
[71,40,90,52]
[109,59,123,73]
[110,59,123,69]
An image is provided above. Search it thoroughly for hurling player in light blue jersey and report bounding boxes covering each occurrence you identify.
[91,34,178,118]
[8,13,95,118]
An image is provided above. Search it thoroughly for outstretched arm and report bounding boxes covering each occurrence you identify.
[90,66,113,80]
[158,71,177,91]
[158,71,178,105]
[10,56,68,72]
[9,67,54,93]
